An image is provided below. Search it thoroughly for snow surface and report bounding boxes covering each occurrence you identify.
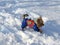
[0,0,60,45]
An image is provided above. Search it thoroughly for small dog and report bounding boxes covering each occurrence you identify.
[21,14,44,33]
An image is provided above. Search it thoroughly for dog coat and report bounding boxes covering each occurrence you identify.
[21,18,39,32]
[27,20,35,28]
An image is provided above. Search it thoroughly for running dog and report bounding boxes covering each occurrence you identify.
[21,14,44,33]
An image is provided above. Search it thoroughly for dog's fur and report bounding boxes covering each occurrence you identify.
[36,16,44,28]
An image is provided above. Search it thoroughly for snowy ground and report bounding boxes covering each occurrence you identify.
[0,0,60,45]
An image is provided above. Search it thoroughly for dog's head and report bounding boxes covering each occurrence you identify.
[36,16,44,28]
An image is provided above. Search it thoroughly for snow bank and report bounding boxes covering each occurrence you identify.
[0,0,60,45]
[0,11,60,45]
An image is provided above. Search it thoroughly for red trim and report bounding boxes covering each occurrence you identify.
[27,20,34,28]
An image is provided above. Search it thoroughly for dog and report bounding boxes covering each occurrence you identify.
[21,14,44,33]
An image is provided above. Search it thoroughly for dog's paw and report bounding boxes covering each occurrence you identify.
[39,30,43,33]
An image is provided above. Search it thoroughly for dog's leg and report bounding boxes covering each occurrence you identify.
[38,29,43,33]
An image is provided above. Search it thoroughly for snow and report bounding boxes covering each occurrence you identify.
[14,8,27,14]
[0,0,60,45]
